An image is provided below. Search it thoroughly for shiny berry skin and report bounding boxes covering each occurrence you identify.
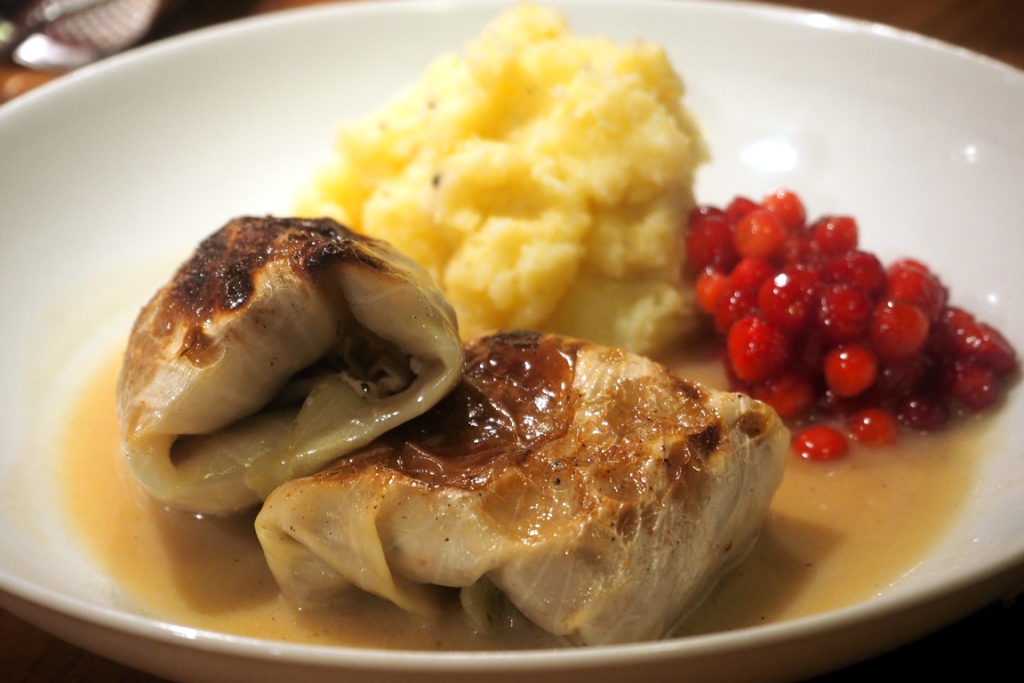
[686,190,1018,432]
[782,235,815,265]
[847,408,899,446]
[792,426,849,461]
[714,287,759,334]
[819,250,886,297]
[761,189,806,232]
[896,396,949,432]
[725,196,760,223]
[751,372,816,418]
[869,300,930,363]
[871,356,933,400]
[686,207,738,272]
[815,284,873,345]
[823,344,878,397]
[695,269,730,314]
[791,330,825,376]
[727,316,791,383]
[886,260,947,323]
[956,321,1019,376]
[927,307,971,362]
[758,267,819,334]
[729,257,777,291]
[809,216,858,254]
[943,359,1000,411]
[816,388,867,418]
[734,209,788,259]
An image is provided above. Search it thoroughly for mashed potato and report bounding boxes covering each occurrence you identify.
[298,2,707,354]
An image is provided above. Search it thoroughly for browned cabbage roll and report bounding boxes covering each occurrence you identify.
[255,331,788,645]
[117,216,462,515]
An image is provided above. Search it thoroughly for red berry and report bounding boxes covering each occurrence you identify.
[847,408,899,446]
[684,192,1016,429]
[943,359,1000,411]
[791,330,825,376]
[894,258,930,271]
[725,196,760,223]
[869,300,930,363]
[809,216,858,254]
[727,316,791,383]
[686,207,738,272]
[792,426,849,461]
[896,396,949,432]
[761,189,806,232]
[815,284,873,346]
[758,267,819,334]
[819,250,886,298]
[871,356,933,400]
[957,321,1019,376]
[714,287,759,334]
[817,389,868,418]
[886,260,947,323]
[751,372,816,418]
[729,257,777,291]
[696,270,730,314]
[928,307,973,362]
[734,209,788,260]
[823,344,878,397]
[782,236,816,266]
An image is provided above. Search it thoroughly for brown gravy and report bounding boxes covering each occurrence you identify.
[60,350,986,648]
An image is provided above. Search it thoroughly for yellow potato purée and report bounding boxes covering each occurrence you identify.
[298,3,707,354]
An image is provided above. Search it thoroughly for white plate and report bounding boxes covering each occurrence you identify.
[1,1,1023,682]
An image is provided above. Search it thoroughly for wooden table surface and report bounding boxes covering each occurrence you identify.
[2,0,1022,681]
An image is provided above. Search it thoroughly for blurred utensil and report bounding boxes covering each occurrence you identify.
[0,0,163,70]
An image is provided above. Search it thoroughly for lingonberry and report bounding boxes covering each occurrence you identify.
[955,321,1019,376]
[816,389,867,418]
[733,209,788,260]
[727,315,791,383]
[886,260,947,323]
[685,190,1017,440]
[695,269,730,314]
[823,344,878,397]
[791,330,825,376]
[729,257,777,291]
[815,284,873,346]
[869,300,929,363]
[714,287,759,334]
[847,408,899,446]
[761,189,806,232]
[782,235,816,266]
[724,196,760,223]
[792,426,849,461]
[927,307,972,362]
[758,267,819,334]
[819,250,886,297]
[870,356,933,400]
[943,359,1000,411]
[896,396,949,432]
[686,207,738,272]
[809,216,858,254]
[751,372,816,418]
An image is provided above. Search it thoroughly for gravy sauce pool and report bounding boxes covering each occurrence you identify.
[62,349,984,649]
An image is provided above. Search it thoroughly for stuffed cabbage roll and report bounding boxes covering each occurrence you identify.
[117,216,462,514]
[255,331,788,645]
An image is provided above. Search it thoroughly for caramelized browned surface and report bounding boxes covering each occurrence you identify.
[314,331,722,498]
[150,216,390,366]
[322,331,581,489]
